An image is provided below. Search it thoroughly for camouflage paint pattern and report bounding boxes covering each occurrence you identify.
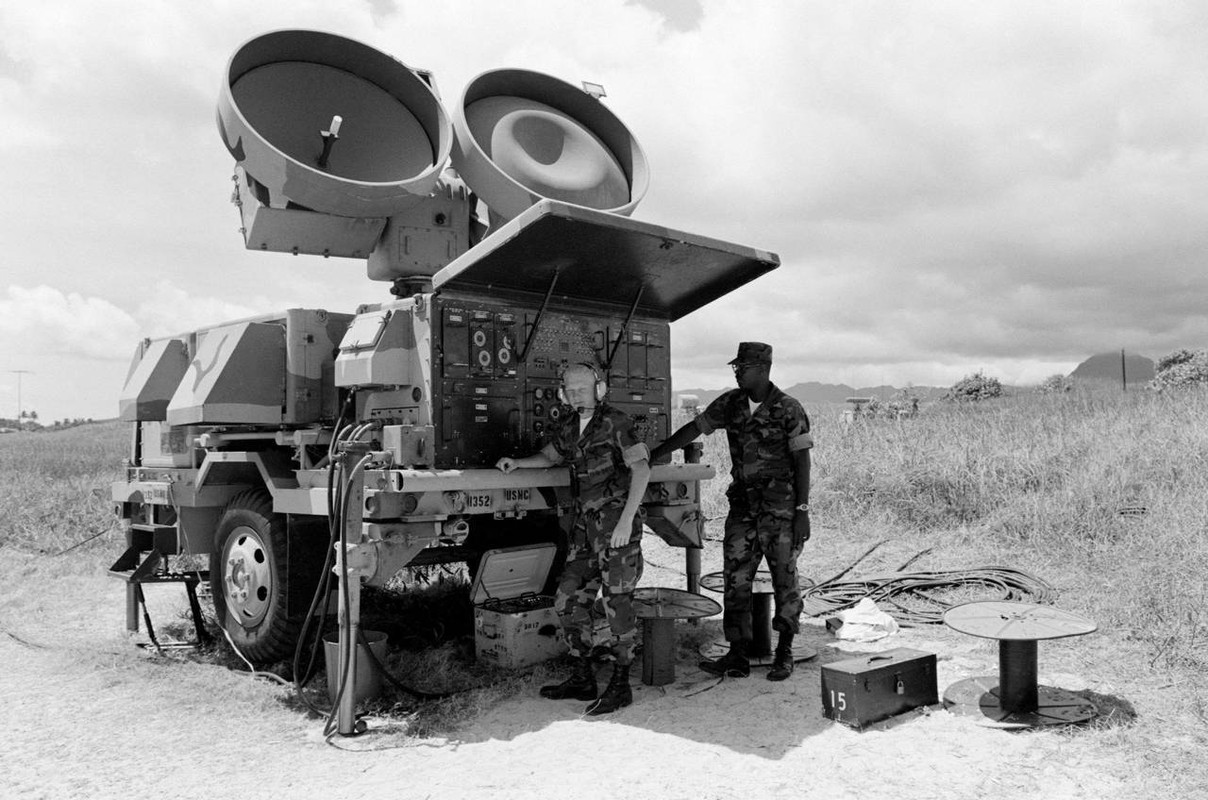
[722,511,802,639]
[166,322,285,426]
[696,383,812,641]
[284,309,354,422]
[547,401,648,664]
[554,522,642,665]
[549,401,649,518]
[119,338,189,422]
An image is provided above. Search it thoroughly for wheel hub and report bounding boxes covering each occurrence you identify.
[223,526,272,626]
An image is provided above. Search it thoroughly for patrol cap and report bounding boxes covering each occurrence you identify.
[727,341,773,366]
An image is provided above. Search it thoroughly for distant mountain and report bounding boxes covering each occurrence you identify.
[675,382,948,408]
[1069,352,1155,384]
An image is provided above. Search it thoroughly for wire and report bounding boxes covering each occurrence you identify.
[220,624,290,686]
[324,452,373,737]
[48,525,118,556]
[298,411,515,734]
[292,399,353,716]
[802,566,1058,626]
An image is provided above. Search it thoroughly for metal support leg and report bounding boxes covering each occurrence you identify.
[685,548,701,596]
[184,581,212,646]
[336,452,369,737]
[135,584,161,654]
[683,442,703,605]
[336,552,362,737]
[125,527,140,632]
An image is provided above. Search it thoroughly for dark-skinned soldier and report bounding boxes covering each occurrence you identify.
[496,363,651,714]
[650,342,812,681]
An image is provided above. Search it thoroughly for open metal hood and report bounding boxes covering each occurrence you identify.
[431,200,779,321]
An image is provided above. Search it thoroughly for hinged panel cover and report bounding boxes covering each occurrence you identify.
[470,543,557,605]
[432,200,779,321]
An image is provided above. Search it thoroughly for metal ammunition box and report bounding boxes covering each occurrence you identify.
[820,648,938,729]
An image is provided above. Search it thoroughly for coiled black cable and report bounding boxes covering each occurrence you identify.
[802,564,1057,626]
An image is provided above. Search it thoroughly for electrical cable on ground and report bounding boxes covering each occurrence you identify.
[801,564,1057,626]
[220,624,290,687]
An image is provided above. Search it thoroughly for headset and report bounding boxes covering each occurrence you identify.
[558,362,608,405]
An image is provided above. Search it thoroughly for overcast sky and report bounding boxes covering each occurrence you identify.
[2,1,1206,422]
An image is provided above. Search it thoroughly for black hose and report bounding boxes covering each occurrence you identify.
[324,452,372,736]
[292,404,352,715]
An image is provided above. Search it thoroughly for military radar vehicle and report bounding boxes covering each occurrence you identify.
[110,30,778,733]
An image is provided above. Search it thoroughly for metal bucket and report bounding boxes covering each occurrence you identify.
[323,629,388,704]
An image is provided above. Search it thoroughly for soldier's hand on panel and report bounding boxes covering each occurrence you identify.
[793,509,811,548]
[495,457,517,473]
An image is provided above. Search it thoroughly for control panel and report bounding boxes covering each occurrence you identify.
[433,295,670,468]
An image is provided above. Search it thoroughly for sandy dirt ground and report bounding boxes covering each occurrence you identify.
[0,538,1152,800]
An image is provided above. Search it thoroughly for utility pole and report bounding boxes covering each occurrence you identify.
[8,370,33,420]
[1120,349,1127,392]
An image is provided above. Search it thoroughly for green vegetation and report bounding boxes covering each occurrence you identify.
[1151,348,1208,390]
[0,415,99,432]
[0,420,127,555]
[804,385,1207,674]
[942,370,1004,402]
[1036,373,1074,394]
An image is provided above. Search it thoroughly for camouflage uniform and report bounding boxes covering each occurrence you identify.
[548,401,649,666]
[696,383,813,642]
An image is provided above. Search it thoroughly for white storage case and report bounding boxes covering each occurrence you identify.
[472,544,566,669]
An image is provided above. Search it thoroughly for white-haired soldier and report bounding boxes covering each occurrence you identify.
[496,362,651,714]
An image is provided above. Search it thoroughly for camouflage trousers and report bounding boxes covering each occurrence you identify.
[721,505,803,642]
[553,505,643,666]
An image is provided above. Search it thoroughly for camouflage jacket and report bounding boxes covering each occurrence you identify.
[548,401,650,513]
[696,384,813,511]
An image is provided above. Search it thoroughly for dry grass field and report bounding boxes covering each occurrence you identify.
[1,386,1205,798]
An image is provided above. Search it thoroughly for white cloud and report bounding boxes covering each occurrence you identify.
[133,281,280,339]
[0,285,139,360]
[2,1,1208,411]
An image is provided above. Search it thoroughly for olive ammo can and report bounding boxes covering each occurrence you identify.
[820,648,939,729]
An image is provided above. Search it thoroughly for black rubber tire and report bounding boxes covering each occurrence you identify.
[209,490,301,664]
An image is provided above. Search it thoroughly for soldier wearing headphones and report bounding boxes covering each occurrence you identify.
[496,362,651,715]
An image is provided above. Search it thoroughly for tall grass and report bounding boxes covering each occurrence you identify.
[816,386,1208,672]
[0,421,128,559]
[675,385,1208,673]
[7,394,1206,712]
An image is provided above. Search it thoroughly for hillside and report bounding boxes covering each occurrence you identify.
[1069,352,1155,384]
[677,381,948,408]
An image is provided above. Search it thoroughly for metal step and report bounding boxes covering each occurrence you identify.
[128,523,179,554]
[405,544,478,567]
[109,545,213,650]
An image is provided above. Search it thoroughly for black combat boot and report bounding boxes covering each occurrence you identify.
[767,632,794,682]
[699,640,751,678]
[586,663,632,715]
[539,657,598,701]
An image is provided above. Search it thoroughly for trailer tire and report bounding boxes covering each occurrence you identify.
[210,490,301,664]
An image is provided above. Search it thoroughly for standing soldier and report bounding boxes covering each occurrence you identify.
[496,363,651,714]
[650,342,811,681]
